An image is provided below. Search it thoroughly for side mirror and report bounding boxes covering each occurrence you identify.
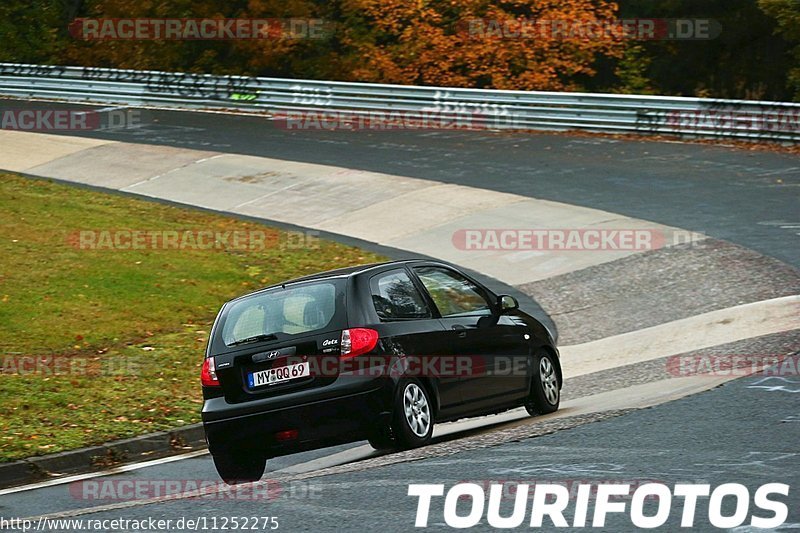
[498,295,519,314]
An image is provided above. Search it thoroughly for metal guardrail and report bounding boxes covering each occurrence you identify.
[1,63,798,141]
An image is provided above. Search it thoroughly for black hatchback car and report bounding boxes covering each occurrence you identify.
[201,260,561,483]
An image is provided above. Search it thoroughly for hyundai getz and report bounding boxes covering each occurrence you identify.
[201,260,561,483]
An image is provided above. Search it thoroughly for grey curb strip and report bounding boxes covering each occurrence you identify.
[0,423,206,490]
[0,171,555,490]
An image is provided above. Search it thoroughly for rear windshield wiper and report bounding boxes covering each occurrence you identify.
[228,333,278,346]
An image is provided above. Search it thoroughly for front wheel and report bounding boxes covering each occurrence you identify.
[212,453,266,485]
[525,350,560,416]
[391,379,434,449]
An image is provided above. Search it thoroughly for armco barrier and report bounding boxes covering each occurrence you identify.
[0,63,798,141]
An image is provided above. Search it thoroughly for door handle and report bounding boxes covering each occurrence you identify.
[451,324,467,338]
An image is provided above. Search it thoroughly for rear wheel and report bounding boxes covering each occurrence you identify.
[367,426,395,451]
[212,453,266,485]
[391,379,434,449]
[525,350,560,416]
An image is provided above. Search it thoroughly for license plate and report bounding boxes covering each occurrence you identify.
[248,362,310,388]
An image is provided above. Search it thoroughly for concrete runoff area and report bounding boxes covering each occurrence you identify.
[0,131,704,287]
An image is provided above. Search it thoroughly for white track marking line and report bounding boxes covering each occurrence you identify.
[0,450,208,496]
[125,154,227,189]
[13,374,741,522]
[233,182,301,209]
[271,445,376,475]
[86,106,127,114]
[561,295,800,379]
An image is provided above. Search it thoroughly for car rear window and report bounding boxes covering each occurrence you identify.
[215,280,344,349]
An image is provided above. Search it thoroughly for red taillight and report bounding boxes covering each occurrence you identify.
[340,328,379,359]
[201,357,220,387]
[275,429,298,442]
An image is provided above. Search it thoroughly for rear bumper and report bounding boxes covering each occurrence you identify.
[202,374,393,456]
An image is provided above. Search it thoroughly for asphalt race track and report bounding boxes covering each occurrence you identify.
[0,99,798,531]
[5,375,797,532]
[2,101,796,266]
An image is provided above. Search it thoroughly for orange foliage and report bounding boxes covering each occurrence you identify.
[340,0,624,90]
[59,0,623,90]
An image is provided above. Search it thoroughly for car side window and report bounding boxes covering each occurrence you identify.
[369,269,432,320]
[414,267,492,317]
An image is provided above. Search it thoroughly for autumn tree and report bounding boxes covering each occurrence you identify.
[0,0,69,63]
[337,0,624,91]
[612,0,795,100]
[62,0,249,74]
[2,0,798,100]
[232,0,341,79]
[59,0,326,76]
[759,0,800,100]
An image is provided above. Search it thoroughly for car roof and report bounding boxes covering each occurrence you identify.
[280,262,388,283]
[228,258,437,303]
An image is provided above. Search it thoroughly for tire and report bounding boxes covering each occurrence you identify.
[212,453,266,485]
[525,349,560,416]
[391,379,434,449]
[367,426,395,451]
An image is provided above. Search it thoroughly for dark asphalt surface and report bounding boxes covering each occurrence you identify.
[2,100,797,267]
[1,99,798,531]
[0,444,360,520]
[26,370,799,532]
